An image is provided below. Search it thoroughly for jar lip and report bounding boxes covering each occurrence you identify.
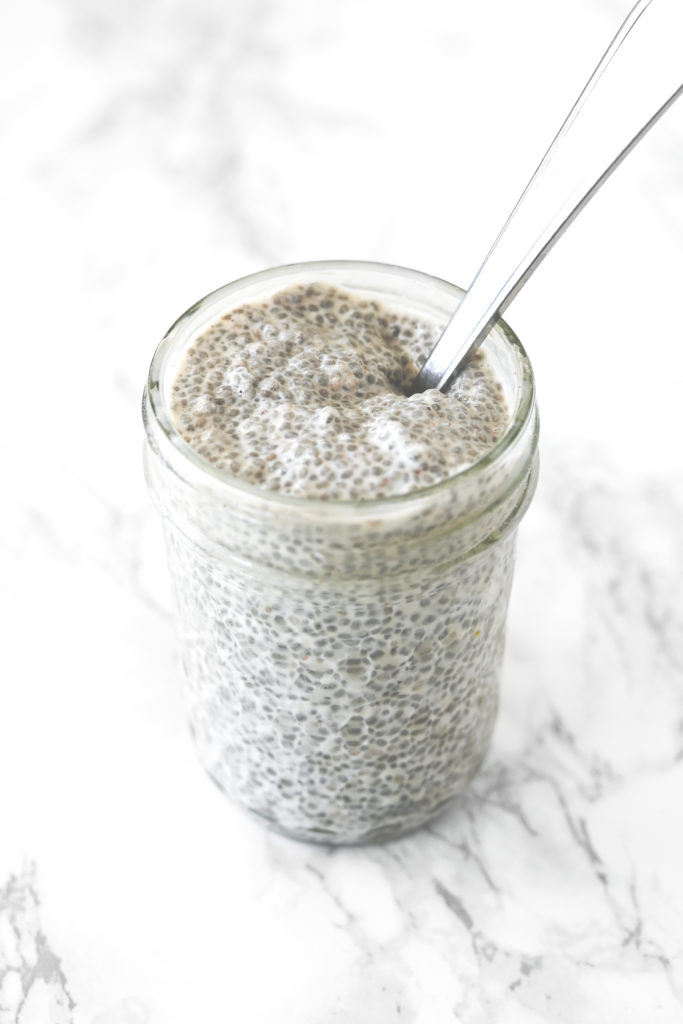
[143,259,536,515]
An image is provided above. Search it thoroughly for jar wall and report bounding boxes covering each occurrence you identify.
[143,261,539,844]
[164,517,519,843]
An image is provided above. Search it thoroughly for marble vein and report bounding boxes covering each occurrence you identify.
[0,865,75,1024]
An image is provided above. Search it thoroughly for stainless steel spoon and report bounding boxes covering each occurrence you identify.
[409,0,683,395]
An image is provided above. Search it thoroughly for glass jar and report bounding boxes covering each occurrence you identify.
[142,261,539,844]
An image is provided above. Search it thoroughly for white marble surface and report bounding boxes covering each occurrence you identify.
[2,1,683,1021]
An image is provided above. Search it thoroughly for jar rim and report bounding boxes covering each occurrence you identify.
[143,260,537,516]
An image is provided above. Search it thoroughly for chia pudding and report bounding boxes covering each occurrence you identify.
[143,261,539,844]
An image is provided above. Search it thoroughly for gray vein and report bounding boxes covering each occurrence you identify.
[433,879,473,932]
[0,863,76,1023]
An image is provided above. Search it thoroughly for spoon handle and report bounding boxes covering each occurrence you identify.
[410,0,683,394]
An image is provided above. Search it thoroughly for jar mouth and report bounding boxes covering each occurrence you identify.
[143,260,536,515]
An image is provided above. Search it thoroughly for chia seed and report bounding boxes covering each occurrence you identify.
[169,283,508,499]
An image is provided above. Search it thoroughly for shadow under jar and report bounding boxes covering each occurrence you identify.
[142,261,539,844]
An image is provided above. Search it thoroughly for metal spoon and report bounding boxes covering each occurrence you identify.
[409,0,683,395]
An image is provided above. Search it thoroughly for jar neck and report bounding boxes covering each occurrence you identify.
[143,261,539,577]
[144,388,539,580]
